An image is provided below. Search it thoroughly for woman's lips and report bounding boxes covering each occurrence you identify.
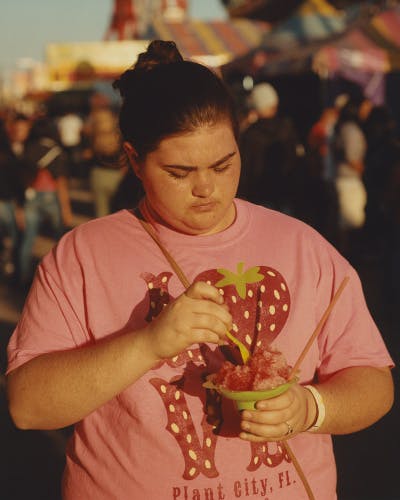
[191,201,217,211]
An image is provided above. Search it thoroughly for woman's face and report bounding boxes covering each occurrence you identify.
[132,122,241,235]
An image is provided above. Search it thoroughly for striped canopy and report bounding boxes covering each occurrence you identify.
[223,5,400,77]
[314,7,400,74]
[148,17,268,66]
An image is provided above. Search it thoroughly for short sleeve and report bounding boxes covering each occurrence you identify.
[7,243,91,374]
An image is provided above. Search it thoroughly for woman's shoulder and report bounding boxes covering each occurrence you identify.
[239,198,315,230]
[68,210,138,239]
[238,198,343,257]
[47,211,137,256]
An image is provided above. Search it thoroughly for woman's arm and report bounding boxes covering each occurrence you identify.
[7,326,158,430]
[310,365,393,434]
[240,366,394,442]
[7,282,232,430]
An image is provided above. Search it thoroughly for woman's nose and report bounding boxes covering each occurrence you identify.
[192,171,214,197]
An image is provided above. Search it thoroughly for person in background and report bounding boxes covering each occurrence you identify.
[333,98,367,256]
[6,113,31,160]
[6,41,393,500]
[18,116,72,287]
[83,92,125,217]
[1,113,33,282]
[57,110,84,178]
[238,82,300,214]
[0,118,28,280]
[308,106,338,181]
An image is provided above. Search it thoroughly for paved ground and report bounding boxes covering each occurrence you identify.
[0,185,399,499]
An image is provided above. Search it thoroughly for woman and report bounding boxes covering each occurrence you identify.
[83,92,124,217]
[0,118,27,279]
[333,99,367,233]
[6,41,393,499]
[19,116,73,286]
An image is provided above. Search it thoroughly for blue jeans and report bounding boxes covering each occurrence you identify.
[0,200,18,276]
[19,191,64,284]
[0,200,18,247]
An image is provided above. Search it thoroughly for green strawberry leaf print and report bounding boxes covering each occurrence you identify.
[215,262,265,299]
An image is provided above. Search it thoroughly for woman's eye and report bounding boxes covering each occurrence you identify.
[214,164,231,173]
[167,170,188,179]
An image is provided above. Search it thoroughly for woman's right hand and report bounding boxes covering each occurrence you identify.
[143,281,232,361]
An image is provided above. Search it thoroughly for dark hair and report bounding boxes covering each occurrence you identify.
[12,113,30,122]
[364,105,397,144]
[336,99,361,127]
[113,40,239,160]
[27,117,61,144]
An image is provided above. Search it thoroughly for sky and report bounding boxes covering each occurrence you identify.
[1,0,227,71]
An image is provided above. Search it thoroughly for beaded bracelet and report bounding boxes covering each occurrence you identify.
[304,384,326,432]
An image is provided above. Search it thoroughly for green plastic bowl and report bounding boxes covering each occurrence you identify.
[216,378,297,410]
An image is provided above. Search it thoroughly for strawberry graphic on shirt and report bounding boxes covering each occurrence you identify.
[141,271,173,322]
[194,262,290,355]
[143,262,292,480]
[141,262,291,362]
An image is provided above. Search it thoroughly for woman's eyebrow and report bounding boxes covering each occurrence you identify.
[162,152,236,171]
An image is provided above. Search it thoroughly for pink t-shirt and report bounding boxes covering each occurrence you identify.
[7,199,393,500]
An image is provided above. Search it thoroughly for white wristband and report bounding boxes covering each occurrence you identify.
[304,384,326,432]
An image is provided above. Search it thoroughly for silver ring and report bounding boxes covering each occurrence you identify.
[284,421,294,436]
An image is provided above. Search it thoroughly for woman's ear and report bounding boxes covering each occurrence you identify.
[123,141,142,179]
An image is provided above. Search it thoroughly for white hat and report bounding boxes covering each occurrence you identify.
[250,83,279,111]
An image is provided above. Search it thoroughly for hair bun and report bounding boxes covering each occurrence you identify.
[113,40,183,98]
[135,40,183,71]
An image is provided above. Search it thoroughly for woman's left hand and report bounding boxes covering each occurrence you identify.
[239,384,315,442]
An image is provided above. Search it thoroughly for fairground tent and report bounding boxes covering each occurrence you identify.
[45,17,268,86]
[222,1,400,104]
[146,17,268,67]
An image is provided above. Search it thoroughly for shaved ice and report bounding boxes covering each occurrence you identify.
[213,346,291,391]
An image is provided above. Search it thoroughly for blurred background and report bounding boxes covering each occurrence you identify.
[1,1,399,498]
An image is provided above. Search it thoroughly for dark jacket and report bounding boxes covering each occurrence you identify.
[238,115,299,211]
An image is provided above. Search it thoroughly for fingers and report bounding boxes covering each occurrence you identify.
[240,409,293,442]
[190,299,232,331]
[185,281,224,304]
[182,282,233,342]
[148,281,233,358]
[240,387,306,442]
[240,421,293,442]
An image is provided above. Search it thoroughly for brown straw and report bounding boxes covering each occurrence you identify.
[288,276,350,380]
[138,217,320,500]
[283,275,349,500]
[283,441,315,500]
[139,219,191,288]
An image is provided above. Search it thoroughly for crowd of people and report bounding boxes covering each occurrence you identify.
[0,92,127,289]
[238,83,400,313]
[4,40,395,500]
[1,72,399,309]
[0,111,72,289]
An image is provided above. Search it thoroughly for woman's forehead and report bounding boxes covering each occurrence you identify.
[153,124,238,164]
[161,122,235,147]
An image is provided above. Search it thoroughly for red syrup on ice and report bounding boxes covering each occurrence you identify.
[213,347,291,391]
